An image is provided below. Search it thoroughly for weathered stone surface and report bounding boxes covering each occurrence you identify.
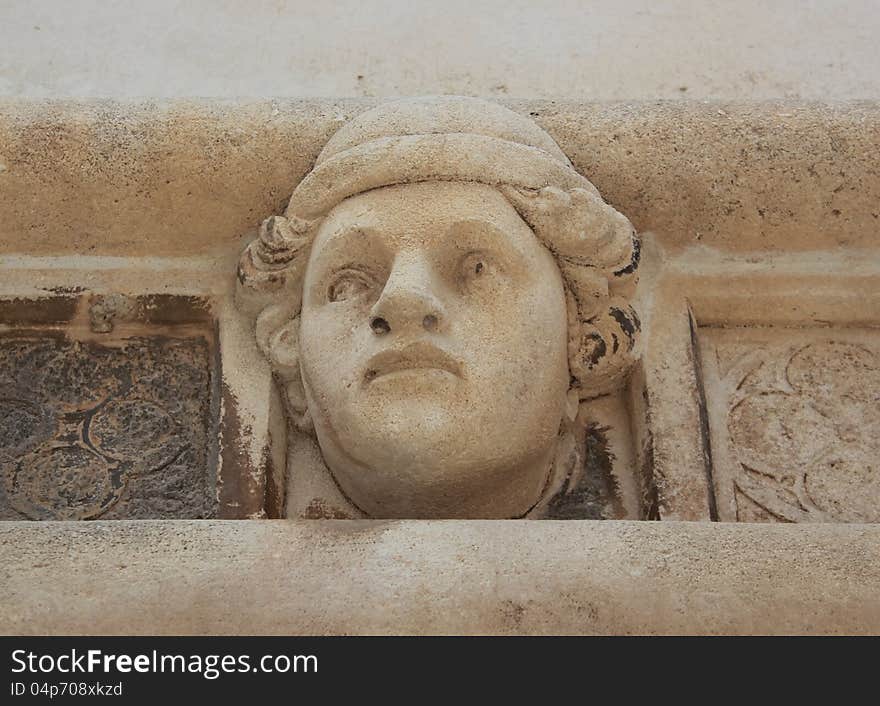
[0,332,217,519]
[2,519,879,635]
[1,101,878,259]
[0,97,878,635]
[698,327,880,523]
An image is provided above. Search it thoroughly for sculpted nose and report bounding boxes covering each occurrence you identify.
[369,254,445,336]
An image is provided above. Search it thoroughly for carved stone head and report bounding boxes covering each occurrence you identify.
[237,96,640,519]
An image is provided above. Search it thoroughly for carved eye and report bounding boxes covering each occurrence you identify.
[459,252,494,291]
[327,269,376,303]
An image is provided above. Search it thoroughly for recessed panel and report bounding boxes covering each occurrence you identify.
[698,326,880,523]
[0,298,219,520]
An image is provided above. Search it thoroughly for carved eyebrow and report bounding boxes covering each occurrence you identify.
[311,225,383,265]
[445,218,529,259]
[322,224,378,247]
[306,225,389,299]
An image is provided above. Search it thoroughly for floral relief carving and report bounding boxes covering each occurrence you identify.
[0,336,214,520]
[706,336,880,523]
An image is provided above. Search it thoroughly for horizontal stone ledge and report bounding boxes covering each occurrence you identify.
[1,519,878,635]
[0,100,877,258]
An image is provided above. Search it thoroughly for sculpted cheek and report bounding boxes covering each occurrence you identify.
[299,318,345,397]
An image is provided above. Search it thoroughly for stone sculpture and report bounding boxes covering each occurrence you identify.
[236,96,641,518]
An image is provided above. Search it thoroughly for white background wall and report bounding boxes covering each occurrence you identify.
[1,0,878,99]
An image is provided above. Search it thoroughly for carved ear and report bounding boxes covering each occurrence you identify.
[236,214,318,434]
[254,309,313,433]
[255,308,301,379]
[267,318,301,376]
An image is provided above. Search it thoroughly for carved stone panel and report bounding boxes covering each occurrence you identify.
[698,327,880,523]
[0,332,218,520]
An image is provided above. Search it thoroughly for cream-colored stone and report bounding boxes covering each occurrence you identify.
[235,96,641,518]
[699,327,880,523]
[2,519,880,635]
[298,183,570,518]
[640,249,880,521]
[1,99,878,525]
[1,97,880,634]
[1,100,879,260]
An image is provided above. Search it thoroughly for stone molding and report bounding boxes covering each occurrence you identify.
[0,100,877,257]
[2,519,878,635]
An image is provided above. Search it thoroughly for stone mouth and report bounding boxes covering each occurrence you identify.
[363,342,462,383]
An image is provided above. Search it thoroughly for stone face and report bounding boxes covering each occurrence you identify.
[698,327,880,523]
[236,96,642,519]
[0,332,217,520]
[298,182,571,519]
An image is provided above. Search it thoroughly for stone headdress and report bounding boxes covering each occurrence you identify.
[237,96,640,400]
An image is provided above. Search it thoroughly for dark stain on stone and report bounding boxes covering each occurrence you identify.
[219,381,251,519]
[301,498,357,519]
[0,296,78,324]
[262,444,283,519]
[609,306,640,351]
[544,423,618,520]
[137,295,213,325]
[613,234,641,277]
[582,332,607,369]
[218,373,270,519]
[0,331,218,520]
[500,599,526,628]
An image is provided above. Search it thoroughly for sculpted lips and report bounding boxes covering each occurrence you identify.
[364,342,462,383]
